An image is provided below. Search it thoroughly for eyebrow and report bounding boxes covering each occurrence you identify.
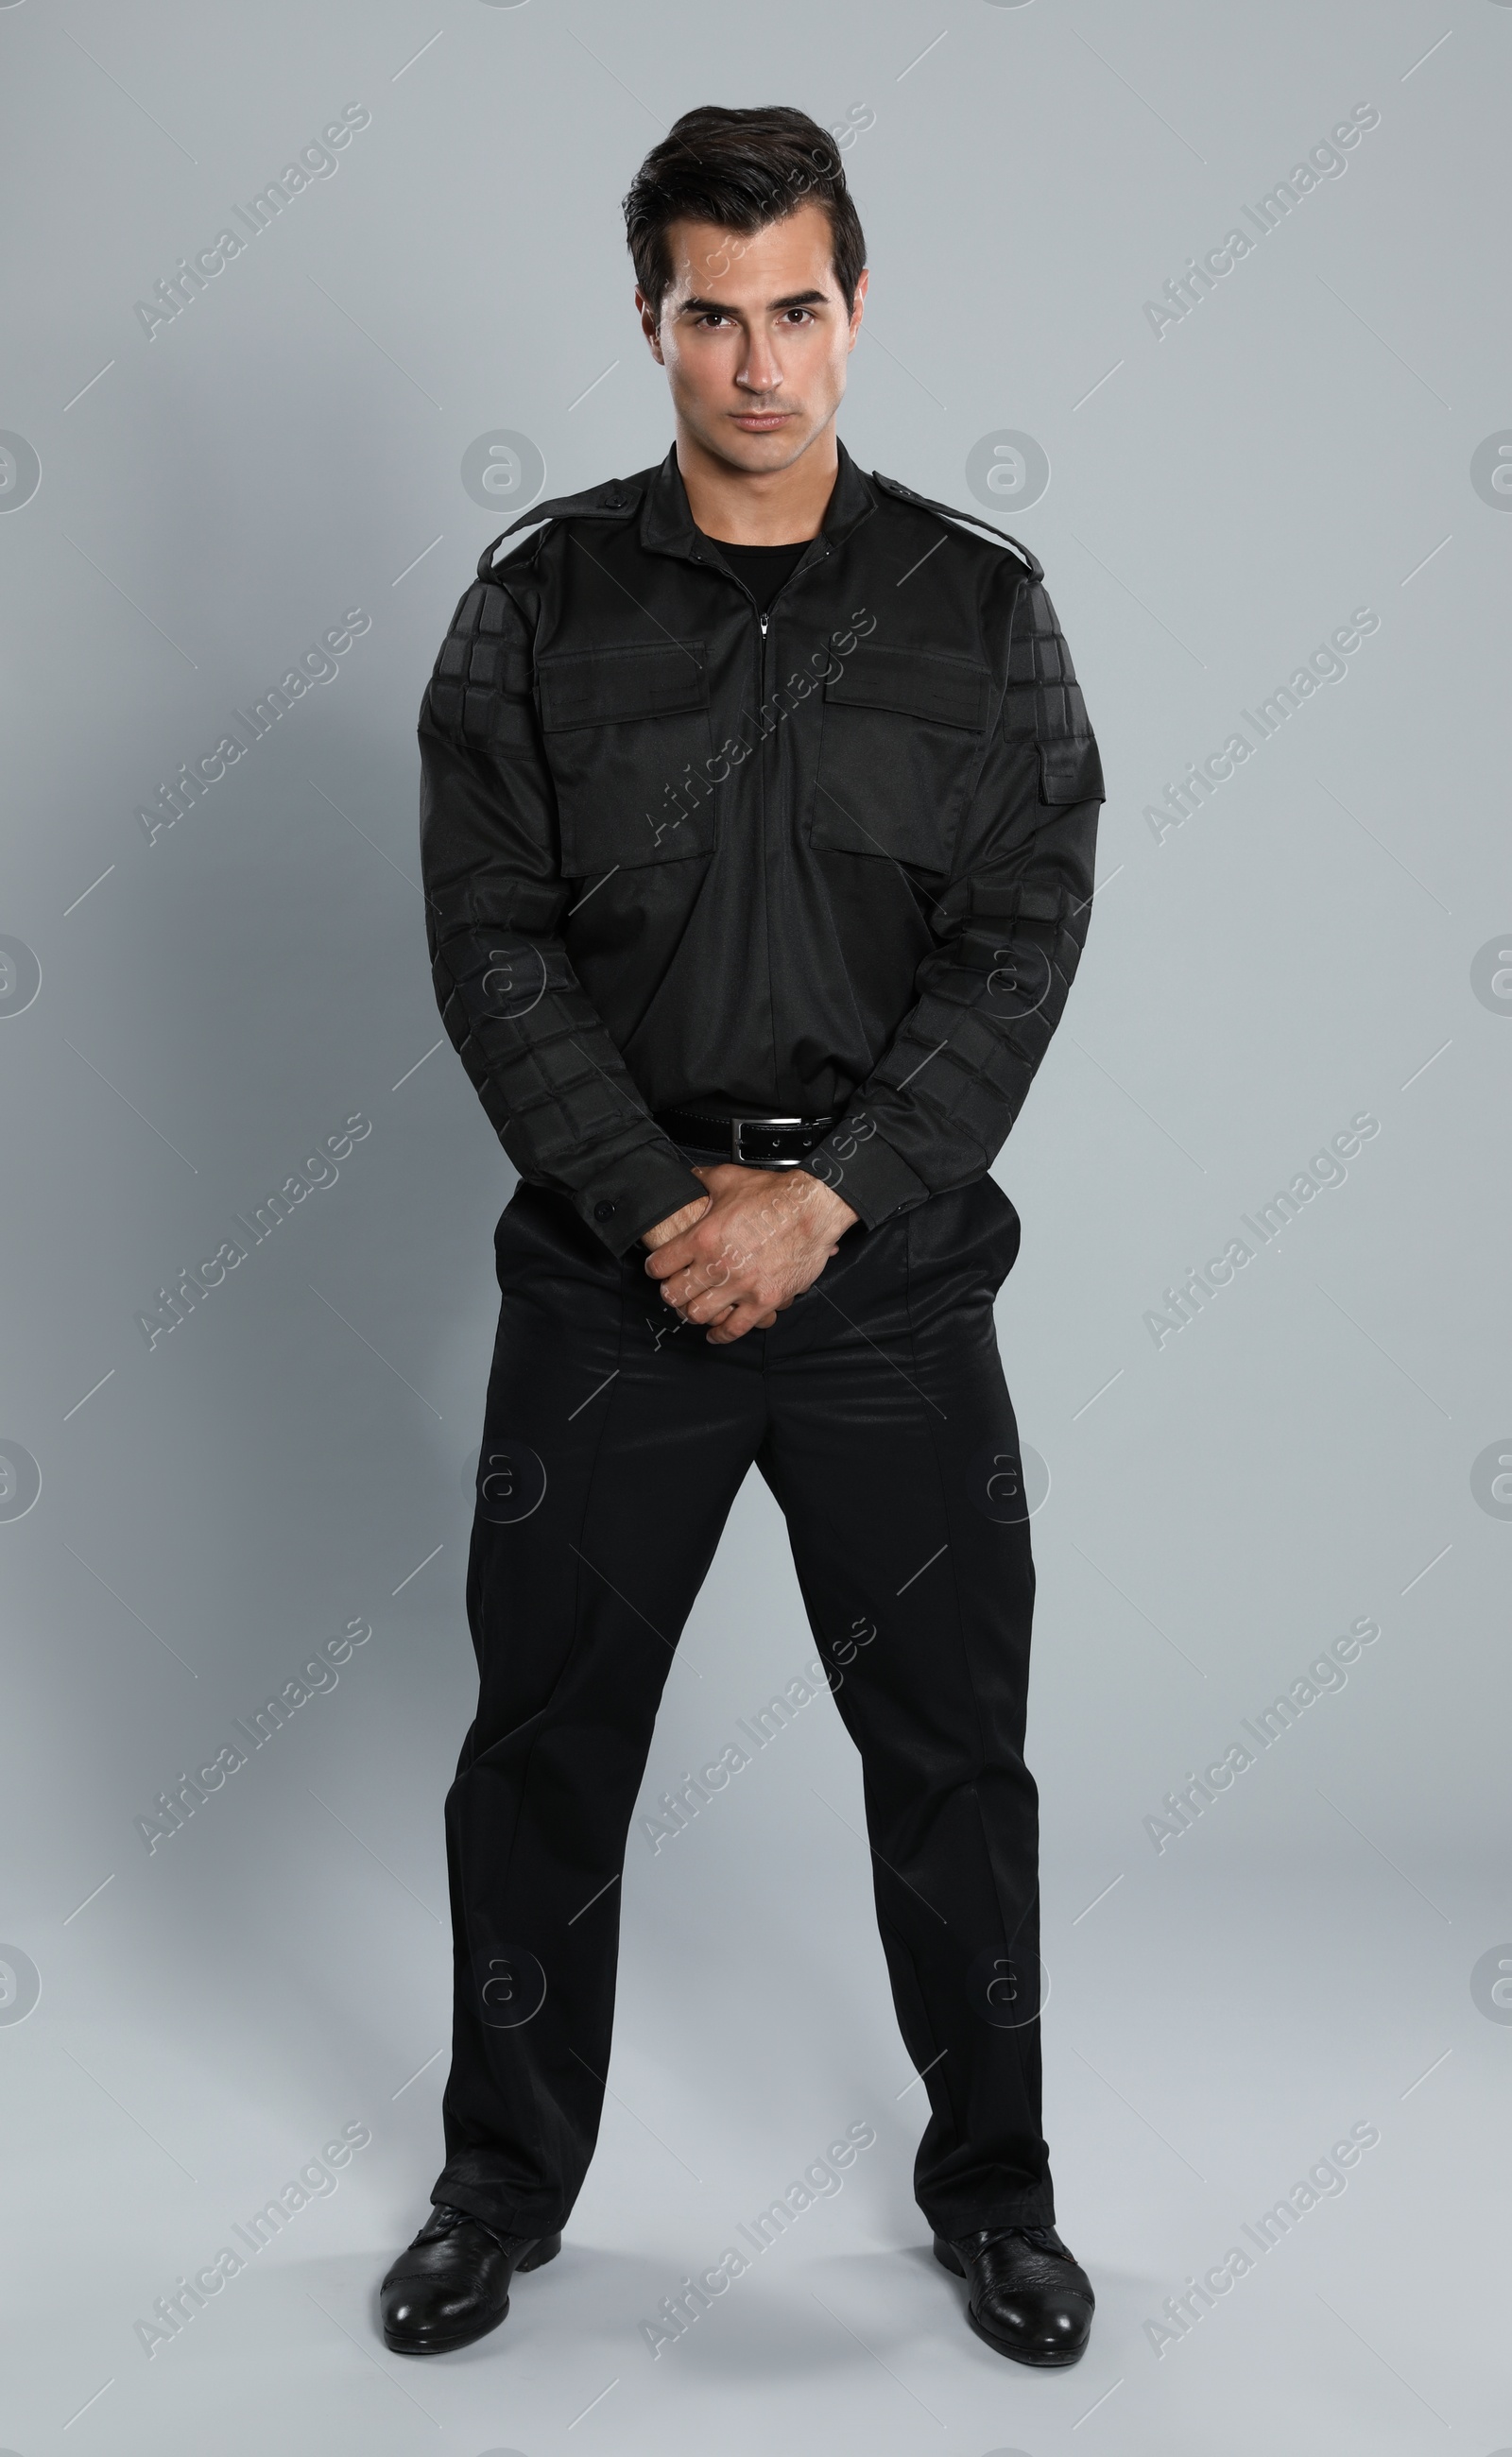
[677,288,831,316]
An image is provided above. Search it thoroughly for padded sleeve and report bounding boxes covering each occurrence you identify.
[418,576,707,1254]
[799,575,1104,1225]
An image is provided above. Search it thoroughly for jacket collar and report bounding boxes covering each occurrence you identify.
[637,435,878,561]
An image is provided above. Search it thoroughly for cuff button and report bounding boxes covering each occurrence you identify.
[593,1200,616,1221]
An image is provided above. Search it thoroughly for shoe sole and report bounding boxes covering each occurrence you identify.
[933,2235,1091,2370]
[383,2231,562,2357]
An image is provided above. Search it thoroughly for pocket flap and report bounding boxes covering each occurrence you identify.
[825,646,991,732]
[1036,733,1106,805]
[537,641,709,732]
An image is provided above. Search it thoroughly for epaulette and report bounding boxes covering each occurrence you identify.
[475,479,644,579]
[870,471,1043,580]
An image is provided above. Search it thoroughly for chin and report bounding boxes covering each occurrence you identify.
[719,422,816,472]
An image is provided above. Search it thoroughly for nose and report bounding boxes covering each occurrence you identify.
[736,331,782,394]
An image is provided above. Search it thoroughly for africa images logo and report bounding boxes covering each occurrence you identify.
[133,106,372,339]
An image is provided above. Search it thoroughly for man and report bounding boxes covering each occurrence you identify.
[380,104,1105,2369]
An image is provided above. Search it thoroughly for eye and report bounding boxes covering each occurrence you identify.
[696,311,732,329]
[782,308,815,326]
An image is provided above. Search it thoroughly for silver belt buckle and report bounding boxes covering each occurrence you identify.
[730,1114,808,1166]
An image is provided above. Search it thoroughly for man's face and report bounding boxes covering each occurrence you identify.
[639,199,867,474]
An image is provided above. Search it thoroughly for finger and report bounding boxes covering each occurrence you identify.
[706,1305,752,1342]
[646,1232,730,1281]
[645,1242,696,1279]
[683,1295,735,1325]
[706,1299,770,1343]
[681,1279,753,1323]
[671,1271,734,1313]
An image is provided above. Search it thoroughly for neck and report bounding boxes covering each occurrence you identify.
[674,421,839,544]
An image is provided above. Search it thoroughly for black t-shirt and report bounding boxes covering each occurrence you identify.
[698,534,812,615]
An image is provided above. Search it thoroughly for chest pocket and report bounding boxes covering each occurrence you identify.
[810,646,993,874]
[537,640,717,876]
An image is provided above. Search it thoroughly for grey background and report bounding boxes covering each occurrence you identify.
[1,0,1506,2448]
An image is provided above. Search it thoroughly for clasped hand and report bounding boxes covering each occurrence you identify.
[642,1163,858,1344]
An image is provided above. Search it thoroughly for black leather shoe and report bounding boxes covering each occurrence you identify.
[380,2203,561,2355]
[934,2223,1094,2367]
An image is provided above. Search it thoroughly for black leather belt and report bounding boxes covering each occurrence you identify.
[654,1108,834,1168]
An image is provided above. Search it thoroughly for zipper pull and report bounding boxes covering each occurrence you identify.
[759,610,769,637]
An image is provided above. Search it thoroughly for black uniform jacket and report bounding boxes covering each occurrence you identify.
[418,438,1105,1256]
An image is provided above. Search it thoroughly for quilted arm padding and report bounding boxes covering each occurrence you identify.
[419,577,706,1254]
[798,576,1104,1225]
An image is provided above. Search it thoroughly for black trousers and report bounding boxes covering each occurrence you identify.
[432,1173,1056,2242]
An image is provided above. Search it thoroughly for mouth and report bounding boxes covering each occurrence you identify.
[730,410,794,433]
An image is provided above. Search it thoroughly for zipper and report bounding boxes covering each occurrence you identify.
[692,543,829,772]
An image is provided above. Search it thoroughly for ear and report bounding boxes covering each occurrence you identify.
[847,266,869,351]
[635,289,665,365]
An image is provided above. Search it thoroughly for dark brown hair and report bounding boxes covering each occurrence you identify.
[624,105,868,319]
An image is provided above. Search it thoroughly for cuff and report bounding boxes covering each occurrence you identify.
[572,1143,709,1257]
[799,1124,931,1230]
